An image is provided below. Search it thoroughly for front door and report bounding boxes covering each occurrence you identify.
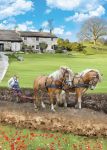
[0,44,4,51]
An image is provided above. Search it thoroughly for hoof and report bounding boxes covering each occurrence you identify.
[75,104,79,109]
[75,104,82,109]
[64,103,67,108]
[16,97,20,103]
[41,104,46,109]
[42,106,46,109]
[34,107,38,112]
[51,108,56,112]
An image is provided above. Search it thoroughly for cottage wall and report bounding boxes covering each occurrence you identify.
[11,42,21,51]
[21,37,57,52]
[0,41,21,51]
[0,41,11,51]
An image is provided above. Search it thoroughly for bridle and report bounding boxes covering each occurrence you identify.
[45,69,72,90]
[88,74,99,89]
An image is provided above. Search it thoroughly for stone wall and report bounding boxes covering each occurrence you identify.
[22,37,57,52]
[0,41,21,51]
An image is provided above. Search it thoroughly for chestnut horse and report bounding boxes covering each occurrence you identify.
[61,69,102,109]
[33,66,74,111]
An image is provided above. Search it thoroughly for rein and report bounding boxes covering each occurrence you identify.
[46,84,63,89]
[72,83,89,88]
[45,75,89,90]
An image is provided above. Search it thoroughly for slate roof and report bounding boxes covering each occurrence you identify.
[0,30,22,42]
[19,31,57,38]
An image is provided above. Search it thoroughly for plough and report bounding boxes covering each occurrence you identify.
[10,89,35,103]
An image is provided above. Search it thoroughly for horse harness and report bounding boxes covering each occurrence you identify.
[44,72,99,90]
[71,73,99,89]
[44,69,71,90]
[71,76,89,88]
[45,77,65,90]
[44,75,88,90]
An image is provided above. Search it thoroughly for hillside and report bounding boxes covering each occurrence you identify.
[82,42,107,55]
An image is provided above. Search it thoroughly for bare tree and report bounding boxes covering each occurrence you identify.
[78,17,107,45]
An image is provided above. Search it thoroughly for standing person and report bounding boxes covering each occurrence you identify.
[8,75,21,94]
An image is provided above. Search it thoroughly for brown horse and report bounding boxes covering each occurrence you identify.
[61,69,102,109]
[33,66,74,111]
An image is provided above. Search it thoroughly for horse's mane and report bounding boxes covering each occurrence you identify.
[49,66,73,80]
[79,69,102,82]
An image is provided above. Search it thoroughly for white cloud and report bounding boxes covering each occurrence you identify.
[0,22,15,29]
[41,21,72,39]
[53,26,65,35]
[65,5,105,22]
[45,9,52,14]
[46,0,106,22]
[89,5,105,17]
[66,13,88,22]
[46,0,81,10]
[25,21,33,26]
[46,0,104,12]
[52,26,73,40]
[65,31,72,36]
[17,21,37,31]
[0,20,36,31]
[0,0,33,20]
[41,21,49,28]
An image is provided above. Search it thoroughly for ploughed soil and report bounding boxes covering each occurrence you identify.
[0,88,107,136]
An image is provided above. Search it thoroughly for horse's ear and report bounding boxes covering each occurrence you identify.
[60,66,66,71]
[60,66,63,69]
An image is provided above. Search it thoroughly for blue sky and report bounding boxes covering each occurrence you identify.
[0,0,106,41]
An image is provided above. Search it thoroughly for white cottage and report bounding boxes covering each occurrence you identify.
[0,30,22,52]
[0,30,58,53]
[19,31,58,53]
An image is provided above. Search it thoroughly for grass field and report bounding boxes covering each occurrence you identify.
[1,52,107,93]
[0,124,107,150]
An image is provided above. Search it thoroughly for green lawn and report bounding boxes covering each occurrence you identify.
[0,124,107,150]
[1,53,107,93]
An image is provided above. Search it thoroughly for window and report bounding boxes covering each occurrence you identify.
[36,37,39,41]
[51,38,53,41]
[51,45,54,49]
[24,37,27,40]
[36,45,39,49]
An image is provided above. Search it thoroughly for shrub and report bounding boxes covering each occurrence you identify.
[55,46,64,53]
[39,42,48,53]
[70,42,85,52]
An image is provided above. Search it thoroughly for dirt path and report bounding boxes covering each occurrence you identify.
[0,53,9,81]
[0,100,107,136]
